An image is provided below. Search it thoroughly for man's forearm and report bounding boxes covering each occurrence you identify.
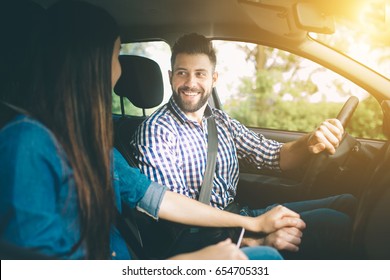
[279,134,311,171]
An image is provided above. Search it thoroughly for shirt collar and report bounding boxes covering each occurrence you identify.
[168,97,214,124]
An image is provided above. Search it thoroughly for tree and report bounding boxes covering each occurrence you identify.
[223,42,385,139]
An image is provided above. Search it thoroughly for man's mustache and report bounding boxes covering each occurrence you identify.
[178,86,202,92]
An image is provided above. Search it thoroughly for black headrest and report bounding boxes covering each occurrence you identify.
[114,55,164,109]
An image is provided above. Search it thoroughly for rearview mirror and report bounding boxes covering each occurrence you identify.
[294,2,335,34]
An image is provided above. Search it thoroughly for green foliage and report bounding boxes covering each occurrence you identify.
[114,40,386,141]
[112,92,144,116]
[224,72,385,140]
[221,43,385,140]
[350,95,384,139]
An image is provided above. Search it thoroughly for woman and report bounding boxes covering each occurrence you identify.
[0,0,304,260]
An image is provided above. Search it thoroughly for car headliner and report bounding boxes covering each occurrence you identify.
[32,0,316,43]
[30,0,390,101]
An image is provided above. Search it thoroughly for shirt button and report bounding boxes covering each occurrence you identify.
[112,251,116,257]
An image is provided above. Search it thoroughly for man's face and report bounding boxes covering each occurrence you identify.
[169,53,217,114]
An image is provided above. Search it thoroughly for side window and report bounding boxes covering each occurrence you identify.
[212,40,384,140]
[112,41,171,116]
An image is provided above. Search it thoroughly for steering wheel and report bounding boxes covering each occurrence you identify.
[300,96,359,198]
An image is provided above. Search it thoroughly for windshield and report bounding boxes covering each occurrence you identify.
[310,0,390,79]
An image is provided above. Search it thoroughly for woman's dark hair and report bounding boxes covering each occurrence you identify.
[170,33,217,70]
[28,0,119,259]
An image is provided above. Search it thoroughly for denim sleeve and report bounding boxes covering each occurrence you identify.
[136,182,166,220]
[113,149,167,219]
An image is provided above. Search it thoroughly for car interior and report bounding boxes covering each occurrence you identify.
[113,55,165,167]
[2,0,390,259]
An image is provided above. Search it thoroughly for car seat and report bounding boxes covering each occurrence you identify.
[113,55,164,166]
[112,55,164,259]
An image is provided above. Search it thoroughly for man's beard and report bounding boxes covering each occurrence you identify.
[172,86,211,113]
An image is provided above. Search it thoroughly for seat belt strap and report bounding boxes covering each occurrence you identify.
[115,207,148,259]
[198,116,218,205]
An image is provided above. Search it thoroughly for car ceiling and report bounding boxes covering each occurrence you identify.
[29,0,390,101]
[32,0,313,45]
[32,0,372,46]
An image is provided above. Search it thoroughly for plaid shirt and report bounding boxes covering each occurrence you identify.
[132,97,282,209]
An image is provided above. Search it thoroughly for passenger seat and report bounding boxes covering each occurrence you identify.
[113,55,164,166]
[112,55,164,259]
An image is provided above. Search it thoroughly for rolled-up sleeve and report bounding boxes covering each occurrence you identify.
[136,182,166,220]
[230,117,282,170]
[113,149,167,219]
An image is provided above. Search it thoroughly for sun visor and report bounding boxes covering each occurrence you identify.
[238,0,292,35]
[294,2,335,34]
[238,0,338,36]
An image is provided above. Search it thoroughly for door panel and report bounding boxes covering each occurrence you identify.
[236,127,385,207]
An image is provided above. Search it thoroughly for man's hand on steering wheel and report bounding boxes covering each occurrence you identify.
[300,96,359,197]
[306,119,344,155]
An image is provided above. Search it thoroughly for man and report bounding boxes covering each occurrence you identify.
[132,33,356,259]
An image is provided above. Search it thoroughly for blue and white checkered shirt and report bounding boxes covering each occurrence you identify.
[132,97,282,209]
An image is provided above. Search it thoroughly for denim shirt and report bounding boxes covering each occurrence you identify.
[0,114,166,259]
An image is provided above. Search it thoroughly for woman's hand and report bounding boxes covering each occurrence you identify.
[249,205,306,234]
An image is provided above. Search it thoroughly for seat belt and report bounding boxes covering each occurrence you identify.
[119,115,218,257]
[198,116,218,204]
[115,207,148,260]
